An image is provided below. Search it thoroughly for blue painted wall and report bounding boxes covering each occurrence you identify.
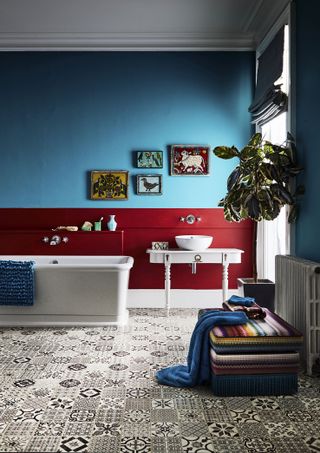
[295,0,320,261]
[0,52,254,208]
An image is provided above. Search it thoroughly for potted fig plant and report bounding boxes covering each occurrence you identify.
[213,132,303,310]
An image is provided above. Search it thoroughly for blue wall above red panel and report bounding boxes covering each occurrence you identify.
[0,51,254,208]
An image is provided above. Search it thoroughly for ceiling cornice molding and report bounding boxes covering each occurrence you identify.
[249,0,291,46]
[241,0,264,33]
[0,31,255,51]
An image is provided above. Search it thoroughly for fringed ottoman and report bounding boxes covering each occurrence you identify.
[201,308,303,396]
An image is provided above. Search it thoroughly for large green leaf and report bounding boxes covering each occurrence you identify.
[263,143,275,156]
[213,146,239,159]
[240,146,259,160]
[246,195,260,220]
[248,133,262,147]
[278,186,294,204]
[227,167,241,191]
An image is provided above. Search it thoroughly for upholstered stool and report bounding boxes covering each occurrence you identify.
[200,308,303,396]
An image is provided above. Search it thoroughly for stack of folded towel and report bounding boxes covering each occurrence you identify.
[156,295,303,397]
[208,296,303,396]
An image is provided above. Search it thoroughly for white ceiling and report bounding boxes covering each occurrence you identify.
[0,0,290,50]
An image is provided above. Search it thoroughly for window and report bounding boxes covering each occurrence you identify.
[257,25,290,282]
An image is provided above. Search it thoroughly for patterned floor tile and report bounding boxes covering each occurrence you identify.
[203,408,234,423]
[63,420,95,437]
[120,436,151,453]
[230,408,261,425]
[26,436,61,452]
[211,437,249,453]
[0,309,319,452]
[181,435,216,453]
[151,422,180,438]
[243,436,275,452]
[207,422,239,438]
[0,436,29,452]
[122,421,151,437]
[34,421,65,437]
[178,409,206,422]
[87,434,120,453]
[151,409,179,423]
[59,436,89,452]
[304,436,320,452]
[263,421,297,438]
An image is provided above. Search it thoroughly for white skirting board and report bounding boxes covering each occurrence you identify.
[127,289,239,309]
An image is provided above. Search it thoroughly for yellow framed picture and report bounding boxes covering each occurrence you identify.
[91,170,129,200]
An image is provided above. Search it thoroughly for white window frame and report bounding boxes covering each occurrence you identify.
[255,5,293,281]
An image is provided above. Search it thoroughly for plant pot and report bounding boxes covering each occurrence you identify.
[237,278,275,312]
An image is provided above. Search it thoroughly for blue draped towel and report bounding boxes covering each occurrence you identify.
[156,310,248,387]
[228,294,255,307]
[0,260,35,306]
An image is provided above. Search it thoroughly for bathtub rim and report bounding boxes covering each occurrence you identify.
[0,255,134,271]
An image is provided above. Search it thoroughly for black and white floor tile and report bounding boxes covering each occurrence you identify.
[0,308,319,452]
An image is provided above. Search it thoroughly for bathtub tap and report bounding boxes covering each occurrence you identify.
[43,235,69,245]
[50,235,61,246]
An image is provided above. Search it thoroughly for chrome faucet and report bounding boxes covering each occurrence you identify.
[42,235,69,245]
[179,214,201,224]
[50,235,61,246]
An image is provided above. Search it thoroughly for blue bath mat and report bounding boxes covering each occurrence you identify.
[0,260,35,306]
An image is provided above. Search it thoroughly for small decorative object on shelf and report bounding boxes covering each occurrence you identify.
[152,241,169,250]
[107,215,117,231]
[171,145,210,175]
[94,217,103,231]
[52,226,78,231]
[81,221,93,231]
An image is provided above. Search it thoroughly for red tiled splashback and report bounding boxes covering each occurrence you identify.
[0,208,253,289]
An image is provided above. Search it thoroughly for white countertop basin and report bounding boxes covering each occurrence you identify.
[175,235,213,251]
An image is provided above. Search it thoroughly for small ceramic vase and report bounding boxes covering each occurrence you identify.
[107,215,117,231]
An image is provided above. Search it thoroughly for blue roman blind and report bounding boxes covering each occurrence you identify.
[249,26,288,126]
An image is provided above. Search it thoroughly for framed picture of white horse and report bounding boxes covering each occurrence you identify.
[170,145,210,175]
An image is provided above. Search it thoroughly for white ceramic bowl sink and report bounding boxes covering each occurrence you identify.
[175,235,213,251]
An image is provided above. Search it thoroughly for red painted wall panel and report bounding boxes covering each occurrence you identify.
[0,231,124,256]
[0,208,253,289]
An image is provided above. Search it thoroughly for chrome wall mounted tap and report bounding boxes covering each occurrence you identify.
[42,235,69,245]
[179,214,201,224]
[50,235,61,246]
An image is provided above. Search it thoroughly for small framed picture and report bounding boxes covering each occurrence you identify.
[171,145,210,176]
[137,174,162,195]
[152,241,169,250]
[137,151,163,168]
[91,170,129,200]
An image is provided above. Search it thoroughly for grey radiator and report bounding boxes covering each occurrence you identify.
[275,255,320,375]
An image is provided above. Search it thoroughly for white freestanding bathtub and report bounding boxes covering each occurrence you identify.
[0,255,134,326]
